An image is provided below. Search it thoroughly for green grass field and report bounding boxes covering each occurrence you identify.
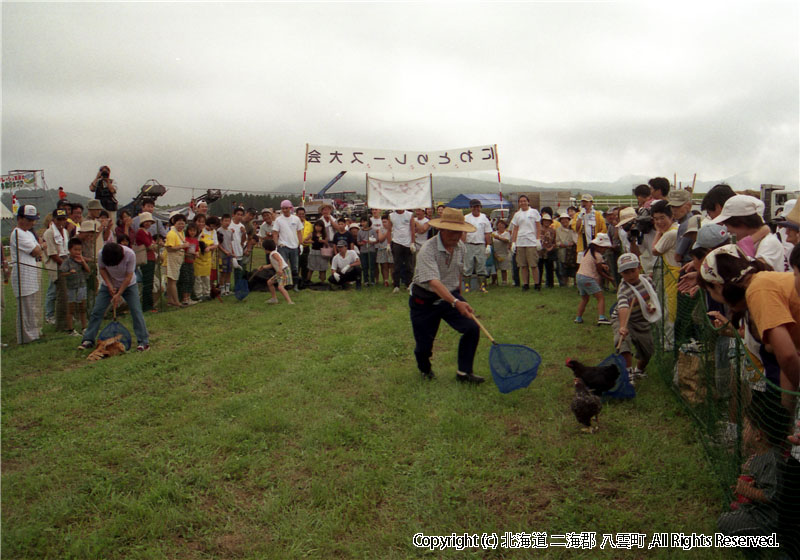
[2,281,733,559]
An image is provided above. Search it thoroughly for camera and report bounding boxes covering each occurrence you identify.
[628,207,654,245]
[101,170,110,179]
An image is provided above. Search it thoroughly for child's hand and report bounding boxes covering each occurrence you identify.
[618,326,629,339]
[734,476,755,496]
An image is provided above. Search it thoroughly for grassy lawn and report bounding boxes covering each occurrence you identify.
[2,282,732,559]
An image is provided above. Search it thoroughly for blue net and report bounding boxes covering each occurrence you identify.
[489,343,541,394]
[234,278,250,301]
[596,352,636,400]
[99,319,132,351]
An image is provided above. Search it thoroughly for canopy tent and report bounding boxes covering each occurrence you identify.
[444,193,509,209]
[1,202,14,219]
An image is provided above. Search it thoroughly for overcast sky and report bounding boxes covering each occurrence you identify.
[2,2,798,204]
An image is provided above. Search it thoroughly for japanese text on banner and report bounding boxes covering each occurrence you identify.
[306,145,497,173]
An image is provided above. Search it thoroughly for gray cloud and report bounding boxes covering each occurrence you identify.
[2,2,797,204]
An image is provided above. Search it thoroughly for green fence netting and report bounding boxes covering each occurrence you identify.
[651,258,800,559]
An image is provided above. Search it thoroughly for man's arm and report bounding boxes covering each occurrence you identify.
[763,325,800,397]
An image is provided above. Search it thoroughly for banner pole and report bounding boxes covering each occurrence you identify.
[365,174,369,208]
[302,144,309,206]
[429,174,434,209]
[494,144,503,209]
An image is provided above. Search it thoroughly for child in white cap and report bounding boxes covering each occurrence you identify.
[574,233,614,325]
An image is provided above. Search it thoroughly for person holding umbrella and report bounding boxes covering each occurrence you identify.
[409,208,483,384]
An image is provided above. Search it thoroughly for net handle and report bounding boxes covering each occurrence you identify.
[468,313,496,345]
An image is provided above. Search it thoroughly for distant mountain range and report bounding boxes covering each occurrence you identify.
[270,171,798,200]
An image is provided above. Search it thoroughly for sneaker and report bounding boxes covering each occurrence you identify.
[392,287,400,294]
[597,316,611,325]
[45,316,56,325]
[479,284,488,293]
[78,340,94,350]
[421,370,436,380]
[136,344,150,352]
[267,298,279,304]
[574,316,584,324]
[68,329,81,337]
[464,284,470,293]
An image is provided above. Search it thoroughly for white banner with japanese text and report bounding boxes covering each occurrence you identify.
[305,144,498,174]
[1,173,36,190]
[366,175,433,210]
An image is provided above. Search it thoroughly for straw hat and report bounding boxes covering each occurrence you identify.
[617,207,637,226]
[428,208,477,233]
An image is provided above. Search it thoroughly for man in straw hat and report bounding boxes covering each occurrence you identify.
[409,208,484,384]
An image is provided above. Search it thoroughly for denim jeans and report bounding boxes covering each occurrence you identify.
[278,247,300,284]
[82,283,149,346]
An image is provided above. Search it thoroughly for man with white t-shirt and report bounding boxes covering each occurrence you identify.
[272,199,305,290]
[510,195,541,290]
[388,209,414,293]
[10,205,44,343]
[329,239,362,290]
[229,207,247,283]
[463,199,493,293]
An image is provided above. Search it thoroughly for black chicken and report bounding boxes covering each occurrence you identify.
[571,378,602,433]
[565,358,619,396]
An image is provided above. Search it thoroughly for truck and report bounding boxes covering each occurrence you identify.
[759,184,797,222]
[507,190,573,214]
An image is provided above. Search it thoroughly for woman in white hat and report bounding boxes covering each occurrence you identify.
[409,208,484,384]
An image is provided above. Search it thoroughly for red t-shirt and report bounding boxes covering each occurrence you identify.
[135,228,156,261]
[185,237,199,264]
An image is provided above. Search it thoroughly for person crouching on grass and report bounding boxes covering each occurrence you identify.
[259,239,294,305]
[79,242,150,352]
[329,239,362,290]
[409,207,483,384]
[574,233,614,325]
[612,253,660,382]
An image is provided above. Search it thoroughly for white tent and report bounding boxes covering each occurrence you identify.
[1,202,14,219]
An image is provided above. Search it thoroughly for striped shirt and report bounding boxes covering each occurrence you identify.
[612,277,653,318]
[412,235,465,293]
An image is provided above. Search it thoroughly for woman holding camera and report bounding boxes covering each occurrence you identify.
[89,165,118,224]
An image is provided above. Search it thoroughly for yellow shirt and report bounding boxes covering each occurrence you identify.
[301,220,314,246]
[194,228,216,276]
[747,272,800,349]
[165,228,185,248]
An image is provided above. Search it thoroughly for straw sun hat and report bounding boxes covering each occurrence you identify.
[427,208,477,233]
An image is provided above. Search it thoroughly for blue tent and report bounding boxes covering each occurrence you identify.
[444,193,509,209]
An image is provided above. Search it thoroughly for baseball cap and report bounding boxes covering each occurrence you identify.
[692,223,731,250]
[87,200,103,210]
[280,199,293,209]
[667,190,691,206]
[17,205,39,220]
[336,239,347,247]
[53,208,68,219]
[776,199,796,219]
[590,232,612,248]
[617,253,640,272]
[712,194,764,224]
[777,199,800,229]
[617,207,637,226]
[261,208,272,214]
[581,194,594,202]
[348,223,359,230]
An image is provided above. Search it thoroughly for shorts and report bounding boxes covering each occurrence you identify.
[269,267,292,287]
[612,313,654,362]
[67,286,87,304]
[576,274,602,296]
[515,246,539,267]
[220,255,232,273]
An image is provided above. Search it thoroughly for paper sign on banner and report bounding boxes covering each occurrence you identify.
[1,173,35,190]
[306,144,498,174]
[366,175,433,210]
